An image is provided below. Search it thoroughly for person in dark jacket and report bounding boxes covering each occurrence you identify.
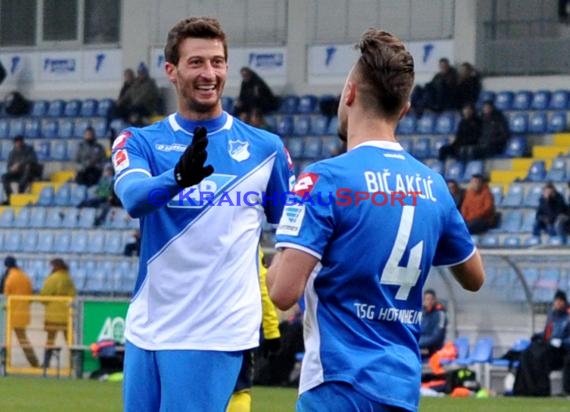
[439,103,482,162]
[1,135,41,203]
[419,289,447,359]
[471,100,510,159]
[533,182,567,237]
[455,62,482,110]
[233,67,279,117]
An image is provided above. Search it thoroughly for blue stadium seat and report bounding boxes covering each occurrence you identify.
[399,139,412,153]
[547,112,567,133]
[109,118,128,134]
[424,159,444,175]
[455,337,494,369]
[221,96,234,113]
[0,119,8,139]
[37,187,55,207]
[502,236,522,248]
[526,160,547,182]
[480,235,500,248]
[73,118,91,138]
[512,90,532,110]
[24,119,41,138]
[8,118,24,138]
[325,116,338,135]
[275,116,294,136]
[528,112,547,134]
[286,138,303,159]
[47,100,65,117]
[397,115,416,135]
[293,115,310,136]
[104,208,130,230]
[462,160,484,182]
[29,207,47,228]
[50,141,68,161]
[70,184,87,206]
[321,136,341,158]
[40,119,58,139]
[416,113,436,134]
[520,210,535,233]
[87,231,105,254]
[546,157,568,182]
[71,267,87,291]
[500,210,523,233]
[523,184,543,207]
[531,90,551,110]
[504,136,527,158]
[412,137,430,159]
[97,99,114,118]
[523,236,541,247]
[31,100,49,117]
[36,230,55,253]
[80,99,98,117]
[61,207,79,228]
[54,184,72,207]
[4,231,22,252]
[0,141,12,160]
[435,112,456,134]
[64,99,81,117]
[303,137,322,159]
[297,95,318,114]
[495,91,514,111]
[508,113,528,134]
[501,183,524,207]
[430,136,450,158]
[21,231,38,252]
[91,117,108,138]
[56,118,74,139]
[444,161,464,182]
[546,236,564,247]
[33,141,50,161]
[85,269,107,294]
[45,208,64,228]
[279,95,299,114]
[309,115,329,136]
[70,231,89,253]
[13,207,31,228]
[490,186,503,206]
[77,207,96,228]
[477,90,496,107]
[104,231,124,254]
[53,231,72,253]
[549,90,569,110]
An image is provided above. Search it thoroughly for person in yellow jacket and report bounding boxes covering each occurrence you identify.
[39,258,76,367]
[227,248,281,412]
[3,256,39,367]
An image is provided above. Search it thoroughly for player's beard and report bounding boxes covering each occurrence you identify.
[337,117,347,142]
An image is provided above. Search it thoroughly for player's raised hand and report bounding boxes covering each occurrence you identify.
[174,126,215,187]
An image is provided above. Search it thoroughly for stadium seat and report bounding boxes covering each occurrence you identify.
[40,119,58,139]
[549,90,569,110]
[44,208,64,228]
[508,113,528,134]
[531,90,551,110]
[24,118,41,138]
[71,267,87,291]
[13,207,31,228]
[523,236,541,247]
[520,210,535,233]
[64,99,81,117]
[523,184,543,207]
[50,141,68,161]
[547,112,567,133]
[80,99,98,117]
[47,100,65,117]
[424,159,444,175]
[326,117,339,135]
[97,99,114,118]
[504,136,527,158]
[91,117,108,138]
[297,95,318,114]
[434,112,456,134]
[37,187,55,207]
[455,337,494,368]
[29,207,47,228]
[480,235,500,248]
[430,136,450,159]
[528,112,547,134]
[275,116,294,136]
[412,137,430,159]
[0,141,12,160]
[309,115,329,136]
[36,230,55,253]
[494,91,514,111]
[61,208,79,228]
[104,231,123,254]
[73,118,91,138]
[502,236,522,248]
[462,160,484,182]
[8,118,24,138]
[293,115,310,136]
[109,118,128,134]
[85,269,108,294]
[70,184,87,206]
[4,230,22,252]
[501,183,524,207]
[286,138,303,159]
[545,157,568,182]
[31,100,49,117]
[56,118,74,139]
[512,90,532,110]
[221,96,234,113]
[321,136,341,158]
[87,231,106,254]
[525,160,547,182]
[33,141,50,161]
[416,113,436,134]
[70,231,89,253]
[399,139,412,153]
[77,207,96,228]
[444,161,464,182]
[477,90,496,107]
[53,231,72,253]
[397,115,416,135]
[500,210,523,233]
[0,119,8,139]
[54,184,72,207]
[279,95,299,114]
[490,186,503,206]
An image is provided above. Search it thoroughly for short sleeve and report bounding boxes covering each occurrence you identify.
[112,129,152,183]
[432,202,476,267]
[275,164,334,260]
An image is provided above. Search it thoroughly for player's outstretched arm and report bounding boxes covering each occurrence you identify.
[267,248,318,311]
[449,249,485,292]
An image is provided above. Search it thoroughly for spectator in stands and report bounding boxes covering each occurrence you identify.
[533,182,567,238]
[233,67,279,118]
[439,103,482,162]
[75,126,107,187]
[555,181,570,243]
[114,63,161,126]
[1,135,42,204]
[123,230,141,257]
[471,100,510,159]
[455,62,482,109]
[461,174,497,234]
[446,179,465,209]
[117,68,135,104]
[40,258,76,368]
[3,256,40,367]
[419,289,447,359]
[411,57,458,114]
[0,59,6,86]
[247,108,273,131]
[514,290,570,396]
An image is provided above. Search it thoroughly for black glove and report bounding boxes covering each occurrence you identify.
[174,126,214,187]
[259,337,281,358]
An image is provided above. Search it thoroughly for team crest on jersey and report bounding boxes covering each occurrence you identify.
[293,172,319,197]
[276,205,305,237]
[228,140,250,162]
[112,131,132,151]
[113,149,129,173]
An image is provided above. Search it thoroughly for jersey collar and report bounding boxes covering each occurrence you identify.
[352,140,403,151]
[170,111,232,135]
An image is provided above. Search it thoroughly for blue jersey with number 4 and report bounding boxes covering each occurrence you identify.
[275,140,475,412]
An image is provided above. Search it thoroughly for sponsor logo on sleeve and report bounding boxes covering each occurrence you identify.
[113,149,130,173]
[284,147,294,170]
[112,131,132,151]
[293,172,319,197]
[276,204,305,237]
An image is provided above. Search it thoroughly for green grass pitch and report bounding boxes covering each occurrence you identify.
[0,377,568,411]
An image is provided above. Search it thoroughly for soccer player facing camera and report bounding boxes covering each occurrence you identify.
[112,17,292,412]
[268,29,485,412]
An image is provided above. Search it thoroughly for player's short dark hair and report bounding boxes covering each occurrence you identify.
[164,17,228,65]
[353,29,414,118]
[424,289,436,298]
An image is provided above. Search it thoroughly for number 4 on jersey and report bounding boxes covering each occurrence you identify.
[380,205,423,300]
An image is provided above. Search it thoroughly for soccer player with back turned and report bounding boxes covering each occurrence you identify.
[112,17,292,412]
[268,29,485,412]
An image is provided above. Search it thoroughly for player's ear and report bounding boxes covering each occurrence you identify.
[344,81,356,106]
[165,62,177,85]
[398,101,411,120]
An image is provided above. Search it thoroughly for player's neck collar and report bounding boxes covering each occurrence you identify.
[352,140,403,151]
[173,111,229,134]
